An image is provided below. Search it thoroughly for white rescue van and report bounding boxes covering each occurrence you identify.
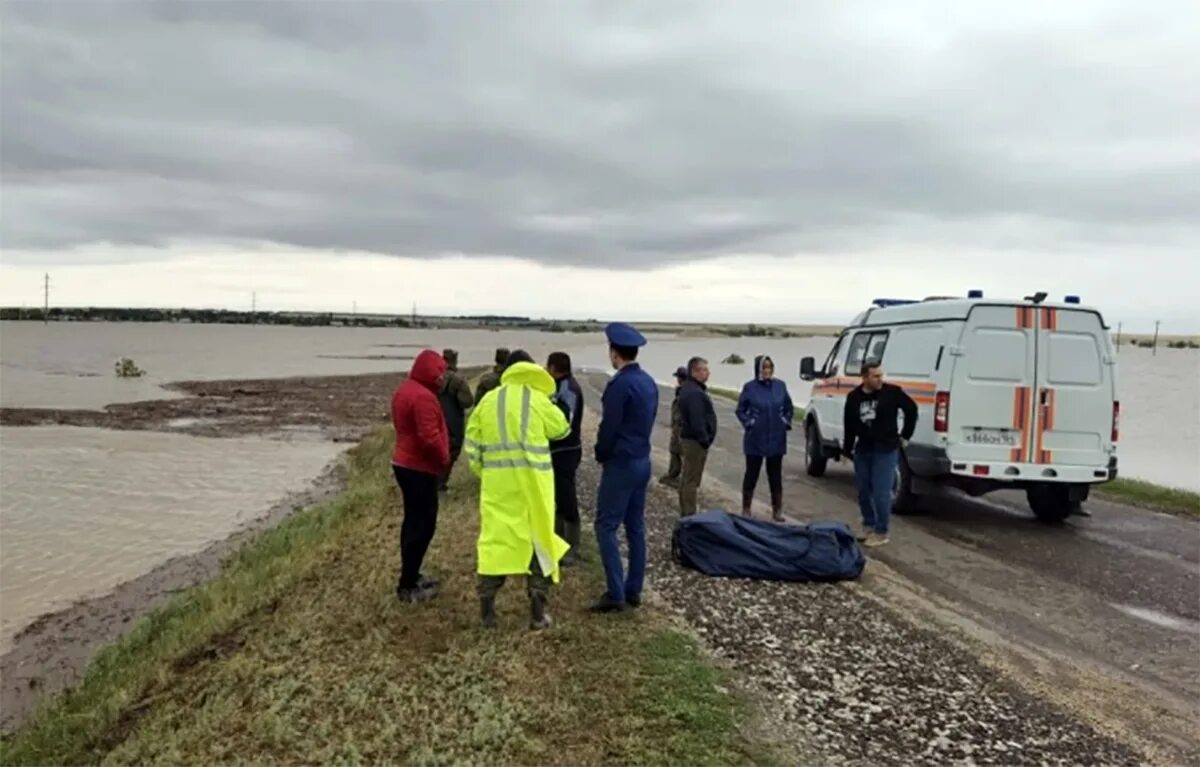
[799,292,1119,522]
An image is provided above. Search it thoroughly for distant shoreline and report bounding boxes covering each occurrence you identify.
[0,310,842,339]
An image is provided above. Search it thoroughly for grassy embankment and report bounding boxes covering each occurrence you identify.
[1,427,778,766]
[1096,478,1200,519]
[710,389,1200,519]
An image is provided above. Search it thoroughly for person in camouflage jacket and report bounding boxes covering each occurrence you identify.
[657,367,688,487]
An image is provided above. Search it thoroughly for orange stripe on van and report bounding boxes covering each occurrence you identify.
[1010,386,1026,462]
[1035,388,1056,464]
[1041,307,1058,331]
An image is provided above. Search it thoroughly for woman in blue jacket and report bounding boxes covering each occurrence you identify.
[736,355,794,521]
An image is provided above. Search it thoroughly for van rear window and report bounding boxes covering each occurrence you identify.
[966,329,1028,382]
[1046,333,1102,385]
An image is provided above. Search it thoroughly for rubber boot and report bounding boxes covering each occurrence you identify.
[480,596,497,629]
[771,489,785,522]
[529,592,553,631]
[560,521,583,565]
[742,492,753,517]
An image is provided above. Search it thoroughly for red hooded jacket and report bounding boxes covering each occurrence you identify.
[391,350,451,475]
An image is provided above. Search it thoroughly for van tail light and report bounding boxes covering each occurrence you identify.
[1112,401,1120,443]
[934,391,951,433]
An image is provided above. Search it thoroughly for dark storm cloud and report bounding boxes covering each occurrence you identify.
[2,0,1197,267]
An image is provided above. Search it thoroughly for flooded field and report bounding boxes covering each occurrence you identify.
[0,320,1196,645]
[0,426,342,652]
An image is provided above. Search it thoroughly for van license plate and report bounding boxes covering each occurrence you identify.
[964,429,1019,446]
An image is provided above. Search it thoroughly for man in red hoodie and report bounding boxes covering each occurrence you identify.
[391,349,452,602]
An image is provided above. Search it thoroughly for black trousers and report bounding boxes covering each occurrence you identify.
[552,449,581,528]
[743,455,783,498]
[393,465,440,588]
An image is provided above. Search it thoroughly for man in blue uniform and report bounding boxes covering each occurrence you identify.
[592,322,659,613]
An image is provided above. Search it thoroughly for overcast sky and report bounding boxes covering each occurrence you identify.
[2,1,1198,330]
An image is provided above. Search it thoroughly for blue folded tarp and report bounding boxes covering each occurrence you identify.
[671,511,866,582]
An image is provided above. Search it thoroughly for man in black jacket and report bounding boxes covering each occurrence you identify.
[547,351,585,565]
[843,362,917,548]
[677,356,717,516]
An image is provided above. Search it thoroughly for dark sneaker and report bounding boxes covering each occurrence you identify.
[588,594,628,613]
[396,583,437,603]
[625,593,642,609]
[418,574,440,590]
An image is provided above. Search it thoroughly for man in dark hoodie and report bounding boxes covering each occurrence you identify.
[677,356,717,516]
[547,351,585,565]
[657,366,689,487]
[437,349,474,491]
[474,347,510,404]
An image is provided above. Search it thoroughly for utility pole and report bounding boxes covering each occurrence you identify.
[1115,322,1122,353]
[251,291,257,325]
[1152,320,1160,356]
[43,273,50,324]
[411,302,417,327]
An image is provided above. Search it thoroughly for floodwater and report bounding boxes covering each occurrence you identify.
[0,426,342,652]
[0,321,1196,644]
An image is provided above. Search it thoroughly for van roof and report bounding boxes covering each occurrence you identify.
[850,297,1107,328]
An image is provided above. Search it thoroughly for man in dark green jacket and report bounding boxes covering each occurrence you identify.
[438,349,474,491]
[658,366,689,487]
[473,347,510,404]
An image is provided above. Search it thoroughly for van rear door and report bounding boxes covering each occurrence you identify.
[946,305,1037,465]
[1033,307,1113,468]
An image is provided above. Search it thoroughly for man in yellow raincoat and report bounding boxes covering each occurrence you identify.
[465,352,571,630]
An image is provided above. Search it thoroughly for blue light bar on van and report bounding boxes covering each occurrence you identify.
[871,298,919,308]
[1064,295,1081,304]
[967,289,984,298]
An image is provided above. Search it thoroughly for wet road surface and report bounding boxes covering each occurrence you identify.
[579,370,1200,754]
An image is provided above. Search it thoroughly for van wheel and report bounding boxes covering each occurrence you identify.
[892,455,919,514]
[805,422,828,477]
[1026,484,1072,524]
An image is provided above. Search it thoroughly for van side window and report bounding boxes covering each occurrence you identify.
[845,331,889,376]
[822,335,845,377]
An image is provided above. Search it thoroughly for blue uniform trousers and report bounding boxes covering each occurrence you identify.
[595,456,651,603]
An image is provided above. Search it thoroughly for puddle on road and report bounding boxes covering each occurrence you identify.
[1110,603,1200,634]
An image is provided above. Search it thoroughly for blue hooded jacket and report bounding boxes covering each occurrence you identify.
[736,355,794,458]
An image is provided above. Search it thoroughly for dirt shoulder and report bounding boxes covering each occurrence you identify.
[598,447,1144,765]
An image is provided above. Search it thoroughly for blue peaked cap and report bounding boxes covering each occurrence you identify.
[605,322,647,347]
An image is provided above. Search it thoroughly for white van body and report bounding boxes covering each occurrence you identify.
[799,295,1119,522]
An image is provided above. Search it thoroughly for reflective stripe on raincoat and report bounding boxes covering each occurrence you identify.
[465,361,571,581]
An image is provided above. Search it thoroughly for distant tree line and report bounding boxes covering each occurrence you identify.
[0,307,426,328]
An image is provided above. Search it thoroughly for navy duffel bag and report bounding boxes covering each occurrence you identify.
[672,511,866,582]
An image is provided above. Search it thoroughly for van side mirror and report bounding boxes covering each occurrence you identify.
[799,357,819,381]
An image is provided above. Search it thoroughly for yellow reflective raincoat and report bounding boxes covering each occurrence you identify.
[465,361,571,582]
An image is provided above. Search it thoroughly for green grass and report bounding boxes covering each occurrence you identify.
[1,427,779,766]
[1097,478,1200,518]
[710,386,806,422]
